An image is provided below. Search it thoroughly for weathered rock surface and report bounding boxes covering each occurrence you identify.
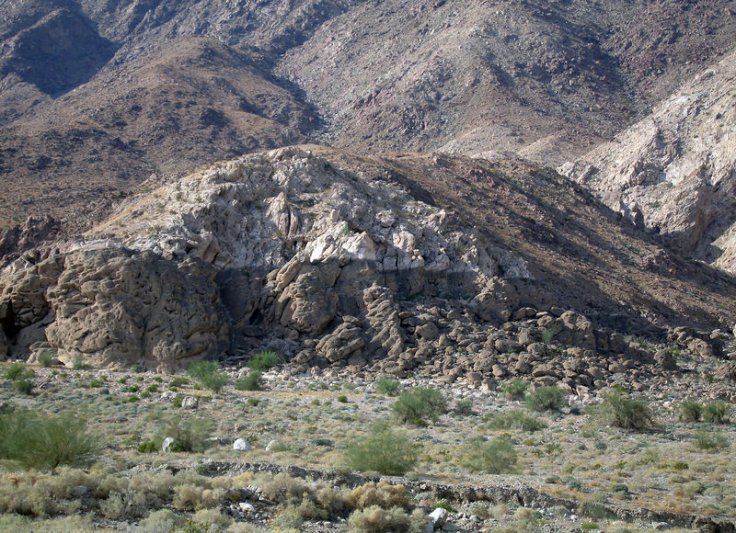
[0,247,227,371]
[2,145,735,371]
[562,49,736,273]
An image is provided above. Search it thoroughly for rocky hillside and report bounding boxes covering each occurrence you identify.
[1,0,736,230]
[2,146,735,373]
[562,48,736,274]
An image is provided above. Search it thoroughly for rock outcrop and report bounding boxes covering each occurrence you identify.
[2,145,736,372]
[562,49,736,273]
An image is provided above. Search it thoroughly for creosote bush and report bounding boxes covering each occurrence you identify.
[460,436,518,474]
[392,387,447,426]
[501,378,529,401]
[347,506,427,533]
[0,409,96,469]
[526,386,565,412]
[596,388,654,430]
[703,401,730,424]
[345,423,417,475]
[678,400,703,422]
[375,378,401,396]
[235,370,262,391]
[157,415,216,453]
[484,409,546,432]
[186,360,229,392]
[247,350,281,371]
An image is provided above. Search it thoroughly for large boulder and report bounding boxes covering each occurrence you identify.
[0,246,228,371]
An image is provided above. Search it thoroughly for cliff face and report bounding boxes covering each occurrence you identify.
[562,49,736,274]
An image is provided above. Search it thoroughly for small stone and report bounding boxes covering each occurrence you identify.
[181,396,199,409]
[428,507,448,530]
[233,438,251,451]
[239,502,256,513]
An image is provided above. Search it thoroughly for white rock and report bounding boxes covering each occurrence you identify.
[181,396,199,409]
[162,437,174,452]
[428,508,448,530]
[233,438,251,451]
[239,502,256,513]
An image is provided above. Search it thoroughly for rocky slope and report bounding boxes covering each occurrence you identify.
[1,0,736,229]
[562,48,736,274]
[2,146,735,373]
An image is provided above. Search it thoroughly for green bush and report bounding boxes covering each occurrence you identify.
[235,371,262,391]
[596,389,654,431]
[345,422,417,475]
[186,360,229,393]
[0,410,96,469]
[137,440,158,454]
[247,350,281,371]
[693,430,729,452]
[157,416,216,453]
[703,401,730,424]
[453,399,474,416]
[170,376,189,388]
[500,378,528,401]
[36,351,55,368]
[393,387,447,426]
[337,395,348,403]
[485,409,546,432]
[461,436,517,474]
[375,378,401,396]
[12,379,34,395]
[678,400,703,422]
[526,386,565,412]
[4,362,34,381]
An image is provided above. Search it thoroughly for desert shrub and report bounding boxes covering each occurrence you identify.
[453,399,474,416]
[345,423,417,475]
[485,409,546,432]
[596,389,655,430]
[186,360,229,392]
[501,378,528,401]
[235,371,262,391]
[255,473,309,504]
[460,436,517,474]
[173,484,227,510]
[4,362,34,381]
[0,409,96,469]
[703,401,730,424]
[349,482,409,510]
[392,387,447,426]
[375,378,401,396]
[12,378,34,395]
[678,400,703,422]
[247,350,281,371]
[157,416,216,453]
[138,440,158,454]
[579,501,615,520]
[337,394,348,403]
[71,355,89,370]
[37,351,55,368]
[693,430,730,452]
[169,376,189,387]
[271,505,303,531]
[134,509,182,533]
[347,505,410,532]
[526,386,565,412]
[191,508,232,530]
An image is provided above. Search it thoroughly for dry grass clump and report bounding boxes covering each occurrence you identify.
[349,481,409,510]
[347,506,427,533]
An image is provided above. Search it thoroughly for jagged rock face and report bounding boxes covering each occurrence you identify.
[0,215,60,265]
[0,247,228,371]
[561,50,736,273]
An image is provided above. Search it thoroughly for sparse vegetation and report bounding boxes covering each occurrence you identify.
[596,388,655,430]
[460,436,518,474]
[484,409,546,432]
[678,400,703,422]
[186,360,229,392]
[0,409,96,469]
[703,401,730,424]
[392,387,447,426]
[526,386,565,412]
[236,371,263,391]
[247,350,281,371]
[345,423,417,475]
[156,415,216,453]
[500,378,528,401]
[375,378,401,396]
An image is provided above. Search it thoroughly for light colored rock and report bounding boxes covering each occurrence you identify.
[162,437,175,452]
[562,50,736,273]
[265,439,279,452]
[181,396,199,409]
[233,438,251,451]
[428,508,449,530]
[415,322,439,342]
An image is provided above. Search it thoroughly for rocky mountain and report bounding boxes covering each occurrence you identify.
[2,146,735,372]
[562,48,736,274]
[1,0,736,230]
